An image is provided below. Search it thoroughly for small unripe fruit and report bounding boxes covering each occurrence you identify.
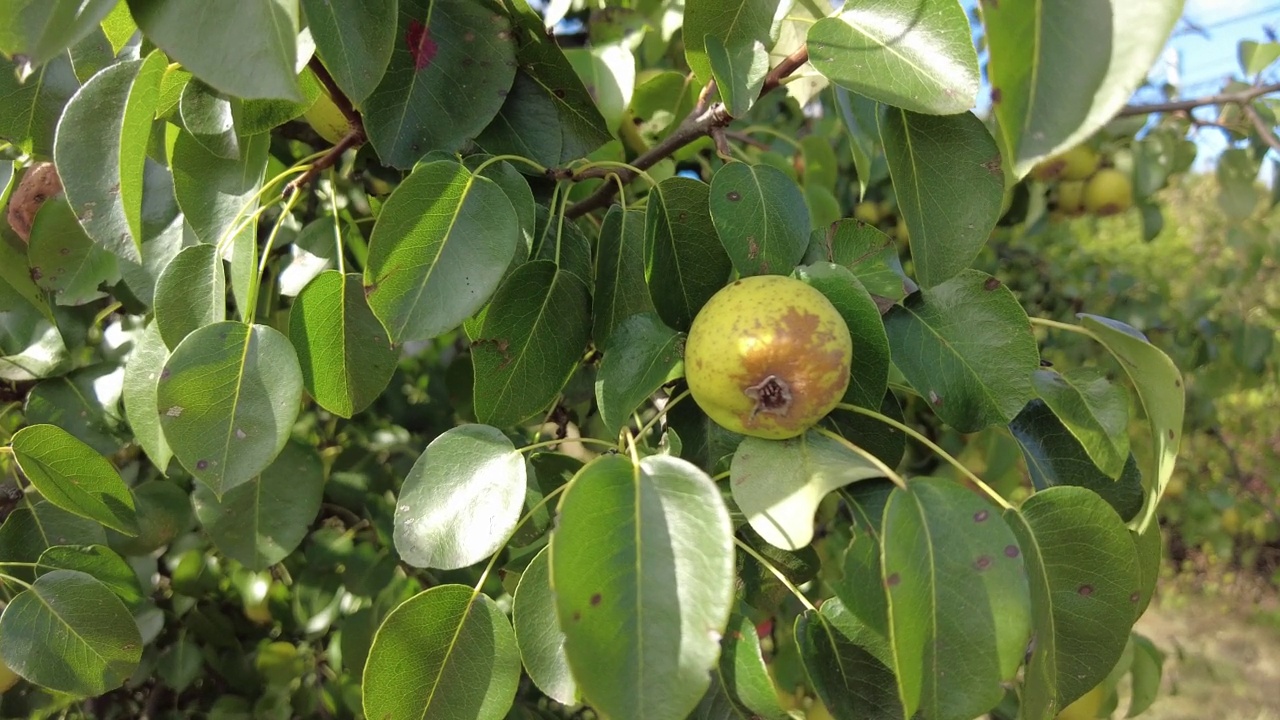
[5,162,62,243]
[303,92,350,145]
[1055,180,1086,215]
[1082,168,1133,216]
[853,201,882,225]
[684,275,852,439]
[1056,683,1106,720]
[1030,145,1100,182]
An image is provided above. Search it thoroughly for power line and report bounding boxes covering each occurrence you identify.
[1176,4,1280,35]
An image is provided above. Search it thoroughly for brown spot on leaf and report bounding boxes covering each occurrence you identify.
[975,555,992,570]
[990,87,1002,104]
[727,190,741,201]
[1130,591,1140,603]
[1004,545,1020,558]
[984,276,1002,291]
[974,510,989,522]
[590,593,602,606]
[406,19,439,71]
[1078,584,1094,597]
[886,573,901,587]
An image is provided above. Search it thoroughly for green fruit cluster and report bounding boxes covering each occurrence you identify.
[1032,145,1134,219]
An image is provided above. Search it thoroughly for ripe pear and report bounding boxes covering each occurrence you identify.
[1083,169,1133,216]
[1031,145,1100,182]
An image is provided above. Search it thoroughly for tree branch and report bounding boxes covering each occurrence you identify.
[286,57,367,196]
[1116,81,1280,116]
[308,56,363,134]
[1241,101,1280,154]
[564,45,811,219]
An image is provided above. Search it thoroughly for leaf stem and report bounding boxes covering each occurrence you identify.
[835,404,1013,510]
[569,160,661,189]
[519,437,618,454]
[733,536,818,614]
[1029,316,1093,337]
[814,427,909,491]
[740,124,804,151]
[0,572,32,590]
[470,154,548,177]
[245,189,302,325]
[634,389,691,443]
[328,169,345,275]
[471,483,569,593]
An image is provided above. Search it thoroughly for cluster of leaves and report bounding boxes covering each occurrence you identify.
[0,0,1241,718]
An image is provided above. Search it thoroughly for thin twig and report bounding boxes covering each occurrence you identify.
[308,56,362,133]
[285,129,364,196]
[1241,102,1280,154]
[1117,81,1280,116]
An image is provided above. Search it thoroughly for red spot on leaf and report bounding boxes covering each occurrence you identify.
[406,19,439,71]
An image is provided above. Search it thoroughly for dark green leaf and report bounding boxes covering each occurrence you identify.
[879,109,1004,288]
[36,545,144,608]
[884,270,1039,432]
[808,2,979,115]
[737,524,820,615]
[646,177,733,331]
[0,502,108,572]
[153,243,226,349]
[25,365,124,455]
[171,129,269,245]
[709,162,811,277]
[683,0,779,85]
[1032,367,1130,479]
[706,36,768,118]
[595,313,682,438]
[157,322,303,495]
[11,424,137,535]
[0,53,78,157]
[795,263,890,410]
[803,219,909,302]
[512,546,578,704]
[122,320,173,472]
[0,0,117,69]
[796,598,902,720]
[593,207,654,347]
[178,79,239,160]
[105,479,191,556]
[302,0,396,104]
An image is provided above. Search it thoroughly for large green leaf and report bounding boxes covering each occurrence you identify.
[796,598,902,720]
[157,322,303,495]
[192,440,325,570]
[794,263,890,410]
[881,479,1031,720]
[808,1,979,115]
[1009,400,1145,523]
[153,243,226,349]
[117,158,189,308]
[364,160,517,343]
[706,36,769,118]
[0,501,108,571]
[178,79,240,160]
[471,261,591,427]
[474,0,610,167]
[512,546,578,705]
[1032,367,1130,480]
[0,0,117,70]
[593,207,654,347]
[171,129,269,245]
[595,313,682,438]
[26,195,116,305]
[731,431,884,551]
[35,545,145,609]
[126,0,303,101]
[718,613,789,720]
[983,0,1184,176]
[362,0,515,168]
[54,50,165,262]
[1005,487,1143,719]
[362,585,521,720]
[301,0,395,104]
[0,53,78,157]
[392,424,526,570]
[803,220,909,303]
[289,271,396,418]
[709,162,811,277]
[884,270,1039,432]
[550,454,735,720]
[646,177,734,331]
[683,0,780,85]
[879,109,1004,288]
[564,44,634,132]
[122,320,173,472]
[10,424,138,536]
[1079,315,1183,531]
[0,570,142,697]
[833,88,879,201]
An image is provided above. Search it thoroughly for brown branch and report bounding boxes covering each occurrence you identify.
[1117,81,1280,116]
[564,44,812,219]
[1241,101,1280,154]
[285,128,364,196]
[308,56,363,134]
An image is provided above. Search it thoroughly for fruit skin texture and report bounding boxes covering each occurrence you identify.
[1031,145,1100,182]
[1056,180,1087,215]
[303,92,350,145]
[1083,168,1133,216]
[684,275,852,440]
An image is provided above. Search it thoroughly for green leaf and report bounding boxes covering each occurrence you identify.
[392,424,526,570]
[233,68,322,134]
[157,322,303,495]
[881,479,1031,720]
[117,158,188,307]
[884,270,1039,432]
[1215,147,1260,221]
[122,320,173,472]
[705,36,768,118]
[0,0,118,70]
[178,79,239,160]
[302,0,395,104]
[364,160,518,343]
[794,263,890,410]
[595,313,682,438]
[683,0,778,86]
[1009,400,1145,523]
[104,479,191,556]
[25,365,125,455]
[10,425,137,535]
[879,109,1004,288]
[532,205,593,286]
[737,525,820,615]
[983,0,1183,176]
[731,431,884,551]
[0,569,142,697]
[153,243,226,349]
[26,195,116,305]
[796,598,902,720]
[1133,522,1161,618]
[593,207,655,347]
[474,0,610,167]
[709,162,811,277]
[1079,314,1184,531]
[362,584,521,720]
[464,155,537,268]
[36,545,144,608]
[54,50,165,263]
[126,0,303,101]
[172,129,269,245]
[100,2,137,55]
[808,1,979,115]
[1032,367,1130,479]
[513,546,578,705]
[0,502,108,571]
[803,220,909,303]
[0,53,78,157]
[471,261,590,427]
[1005,487,1143,719]
[565,43,635,132]
[363,0,515,168]
[289,271,396,417]
[192,440,325,570]
[800,134,839,192]
[646,177,734,331]
[551,454,735,720]
[1239,40,1280,76]
[718,614,789,720]
[1127,634,1164,717]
